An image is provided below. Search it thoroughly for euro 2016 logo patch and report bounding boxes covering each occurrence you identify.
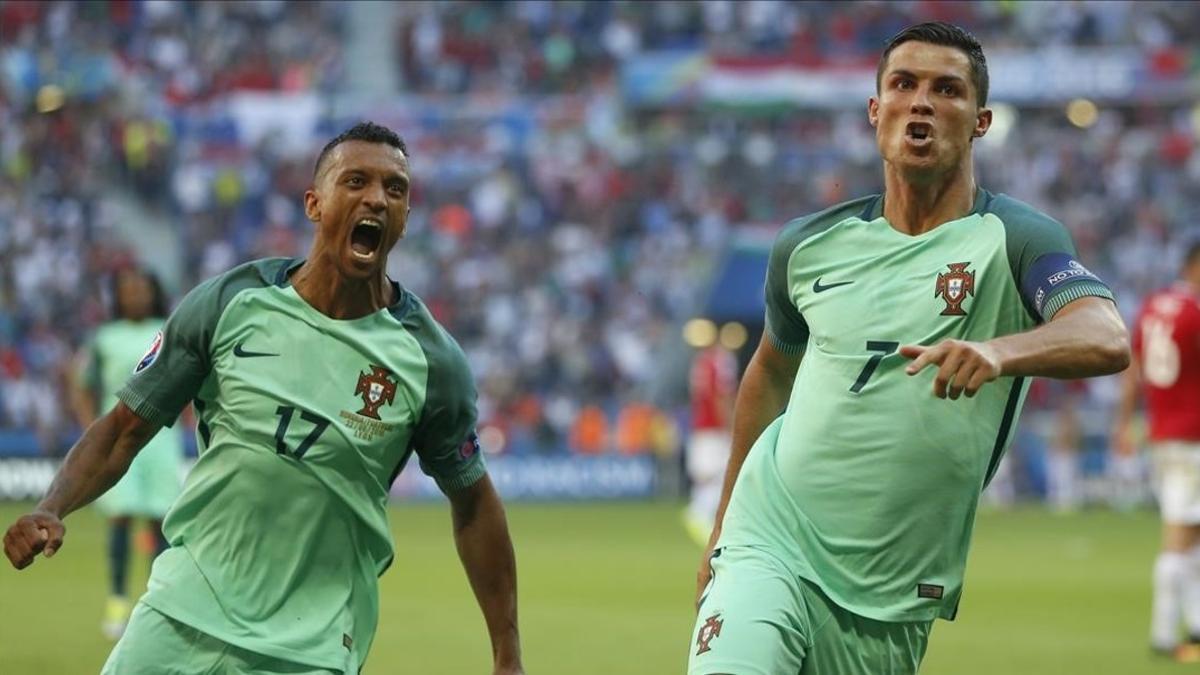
[695,613,723,655]
[460,433,480,459]
[935,262,976,316]
[134,331,164,373]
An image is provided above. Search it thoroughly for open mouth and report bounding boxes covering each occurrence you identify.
[906,122,933,143]
[350,218,383,260]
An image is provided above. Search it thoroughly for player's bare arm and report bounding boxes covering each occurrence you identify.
[902,296,1130,399]
[448,474,524,675]
[3,401,161,569]
[695,333,802,606]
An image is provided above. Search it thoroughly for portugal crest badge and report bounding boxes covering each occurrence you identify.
[695,613,724,655]
[935,262,976,316]
[355,365,397,420]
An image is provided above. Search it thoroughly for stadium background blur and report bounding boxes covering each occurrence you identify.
[1,1,1199,673]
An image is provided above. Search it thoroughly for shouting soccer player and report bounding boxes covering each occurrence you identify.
[4,122,524,675]
[689,22,1129,674]
[1112,238,1200,662]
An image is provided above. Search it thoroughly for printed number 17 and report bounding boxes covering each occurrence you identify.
[850,341,900,393]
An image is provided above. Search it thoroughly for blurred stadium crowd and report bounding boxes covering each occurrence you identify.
[1,1,1198,502]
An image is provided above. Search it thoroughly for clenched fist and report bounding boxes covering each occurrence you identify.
[4,510,65,570]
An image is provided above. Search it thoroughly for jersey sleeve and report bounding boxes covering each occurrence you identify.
[410,333,486,494]
[117,277,222,428]
[995,195,1115,323]
[764,221,811,354]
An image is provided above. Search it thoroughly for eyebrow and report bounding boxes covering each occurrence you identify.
[889,69,967,86]
[336,168,410,188]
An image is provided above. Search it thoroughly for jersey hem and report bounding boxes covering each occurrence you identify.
[432,457,487,493]
[116,385,178,428]
[765,324,806,356]
[716,542,947,624]
[1042,281,1113,320]
[140,596,348,672]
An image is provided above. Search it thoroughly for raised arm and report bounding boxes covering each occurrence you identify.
[695,333,802,605]
[4,402,162,569]
[447,474,523,675]
[901,296,1130,399]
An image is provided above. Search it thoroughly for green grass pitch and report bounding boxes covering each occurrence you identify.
[0,501,1186,674]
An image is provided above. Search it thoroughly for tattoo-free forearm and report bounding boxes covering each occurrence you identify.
[990,297,1130,380]
[39,404,157,519]
[452,478,521,670]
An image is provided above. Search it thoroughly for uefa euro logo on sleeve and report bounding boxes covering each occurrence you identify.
[134,331,164,373]
[460,433,480,459]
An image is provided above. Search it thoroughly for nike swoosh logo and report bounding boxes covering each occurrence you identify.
[812,277,855,293]
[233,342,280,358]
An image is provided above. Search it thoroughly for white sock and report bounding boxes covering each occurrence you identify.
[1182,546,1200,640]
[1153,552,1187,649]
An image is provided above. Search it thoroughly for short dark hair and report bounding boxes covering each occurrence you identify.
[876,22,989,107]
[313,121,408,178]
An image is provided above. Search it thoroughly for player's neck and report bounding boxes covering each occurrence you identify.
[290,254,393,320]
[881,160,977,236]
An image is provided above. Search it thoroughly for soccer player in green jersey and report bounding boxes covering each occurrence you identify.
[688,22,1130,674]
[68,267,184,640]
[4,122,524,675]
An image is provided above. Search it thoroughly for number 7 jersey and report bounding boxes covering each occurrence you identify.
[117,257,485,673]
[717,190,1115,622]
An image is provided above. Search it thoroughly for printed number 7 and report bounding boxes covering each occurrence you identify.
[850,341,900,393]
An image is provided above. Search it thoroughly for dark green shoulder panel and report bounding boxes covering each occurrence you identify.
[118,258,291,427]
[398,292,484,493]
[987,193,1112,321]
[766,195,879,352]
[987,193,1077,284]
[169,257,292,367]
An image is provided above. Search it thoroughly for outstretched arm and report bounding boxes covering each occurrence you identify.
[448,474,523,675]
[4,401,161,569]
[696,333,802,606]
[902,296,1130,399]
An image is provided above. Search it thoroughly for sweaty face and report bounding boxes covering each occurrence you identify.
[869,41,990,179]
[304,140,411,279]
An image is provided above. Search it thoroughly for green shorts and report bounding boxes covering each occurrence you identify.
[101,602,340,675]
[687,546,932,675]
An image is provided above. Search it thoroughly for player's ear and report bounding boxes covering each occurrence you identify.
[303,188,321,224]
[867,96,880,128]
[973,106,992,139]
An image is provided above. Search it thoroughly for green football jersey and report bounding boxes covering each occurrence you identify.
[83,319,185,517]
[117,258,486,672]
[718,189,1114,623]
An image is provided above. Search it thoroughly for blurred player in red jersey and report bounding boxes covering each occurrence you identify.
[1113,239,1200,662]
[684,335,739,546]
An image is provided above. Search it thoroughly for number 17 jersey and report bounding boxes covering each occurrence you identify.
[118,258,485,672]
[717,190,1114,622]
